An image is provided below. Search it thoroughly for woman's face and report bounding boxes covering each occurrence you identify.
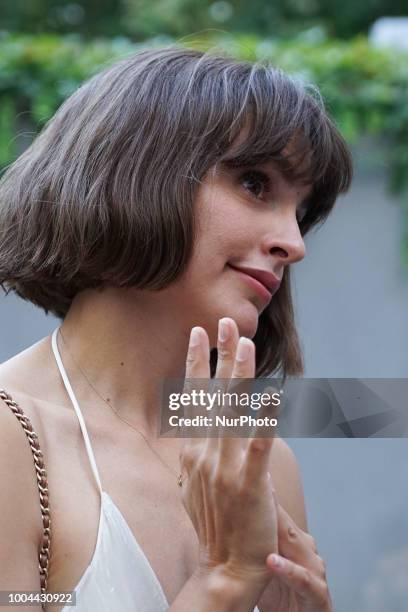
[164,159,311,346]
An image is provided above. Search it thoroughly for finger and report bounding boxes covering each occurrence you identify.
[181,326,210,447]
[277,504,321,568]
[248,385,280,440]
[183,326,210,393]
[240,384,279,493]
[231,336,255,380]
[241,436,274,492]
[211,317,239,437]
[229,335,257,421]
[214,317,239,381]
[218,336,256,468]
[232,342,274,486]
[266,554,330,607]
[205,318,240,454]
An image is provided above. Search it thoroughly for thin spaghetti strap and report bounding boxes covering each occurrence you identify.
[51,328,103,496]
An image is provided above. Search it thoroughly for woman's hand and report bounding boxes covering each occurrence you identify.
[265,503,333,611]
[179,318,279,602]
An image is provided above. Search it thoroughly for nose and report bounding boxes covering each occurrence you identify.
[261,216,306,265]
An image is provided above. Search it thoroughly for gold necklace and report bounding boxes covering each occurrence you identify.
[58,329,185,487]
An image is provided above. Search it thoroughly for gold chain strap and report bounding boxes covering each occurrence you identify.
[0,389,51,595]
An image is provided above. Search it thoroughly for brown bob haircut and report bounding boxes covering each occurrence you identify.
[0,46,352,378]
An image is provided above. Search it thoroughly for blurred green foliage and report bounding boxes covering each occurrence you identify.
[0,0,407,39]
[123,0,408,40]
[0,33,407,264]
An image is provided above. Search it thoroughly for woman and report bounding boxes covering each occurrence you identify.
[0,46,352,611]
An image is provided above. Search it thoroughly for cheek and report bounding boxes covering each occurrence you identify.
[200,215,254,263]
[194,180,260,258]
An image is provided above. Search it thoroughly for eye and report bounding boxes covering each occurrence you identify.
[240,170,270,200]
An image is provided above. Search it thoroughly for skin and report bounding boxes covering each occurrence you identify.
[179,318,332,611]
[0,158,331,610]
[268,504,332,611]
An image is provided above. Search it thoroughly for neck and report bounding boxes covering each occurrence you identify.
[58,286,195,436]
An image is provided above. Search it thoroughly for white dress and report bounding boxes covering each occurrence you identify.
[51,327,260,612]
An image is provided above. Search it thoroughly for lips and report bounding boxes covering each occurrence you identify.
[228,264,281,295]
[227,264,281,306]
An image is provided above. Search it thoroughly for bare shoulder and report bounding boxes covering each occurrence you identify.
[269,437,308,530]
[0,334,51,392]
[0,334,60,428]
[0,345,48,546]
[0,337,62,523]
[0,393,44,582]
[0,340,76,595]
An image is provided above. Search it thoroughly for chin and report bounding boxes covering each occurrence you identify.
[221,301,260,341]
[198,300,261,348]
[237,312,260,339]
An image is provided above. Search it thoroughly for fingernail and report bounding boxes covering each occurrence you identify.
[270,554,285,568]
[189,327,201,347]
[218,318,230,343]
[236,337,251,361]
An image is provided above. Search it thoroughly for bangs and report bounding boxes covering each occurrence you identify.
[212,64,353,235]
